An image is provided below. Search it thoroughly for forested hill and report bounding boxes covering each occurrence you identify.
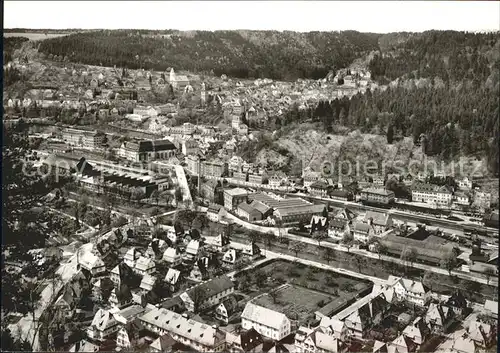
[36,29,381,80]
[369,31,500,85]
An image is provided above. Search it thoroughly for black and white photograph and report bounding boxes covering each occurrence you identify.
[2,1,499,352]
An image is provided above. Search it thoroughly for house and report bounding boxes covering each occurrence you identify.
[110,262,135,288]
[202,181,223,204]
[79,252,106,276]
[372,340,388,353]
[318,318,347,342]
[134,256,156,276]
[389,334,418,353]
[353,222,372,243]
[241,302,292,341]
[149,333,177,353]
[224,188,248,210]
[225,328,263,353]
[201,160,228,177]
[189,260,209,282]
[309,181,330,198]
[213,233,230,252]
[69,339,100,352]
[185,240,201,260]
[310,215,328,233]
[165,268,181,293]
[133,106,158,118]
[163,247,182,266]
[450,335,477,353]
[411,182,453,208]
[402,317,429,346]
[454,191,470,206]
[53,284,79,320]
[146,239,168,259]
[215,295,239,324]
[180,275,235,312]
[92,277,113,302]
[207,203,225,223]
[467,319,495,347]
[295,327,347,353]
[248,172,267,185]
[140,274,157,292]
[222,249,238,266]
[457,177,473,190]
[139,307,226,352]
[109,284,133,309]
[483,300,497,319]
[268,172,288,188]
[242,241,261,258]
[425,303,454,334]
[87,309,120,341]
[124,247,141,268]
[116,321,142,351]
[328,219,349,239]
[388,276,430,307]
[329,189,353,202]
[360,188,395,205]
[446,291,469,317]
[362,210,393,235]
[237,202,263,222]
[181,138,198,156]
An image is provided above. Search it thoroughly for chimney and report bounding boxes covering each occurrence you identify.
[212,324,218,330]
[182,312,189,319]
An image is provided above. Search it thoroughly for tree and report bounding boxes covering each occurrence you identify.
[377,243,388,259]
[264,233,275,250]
[131,188,145,201]
[268,289,281,304]
[401,247,418,268]
[483,267,495,285]
[440,251,458,276]
[190,286,206,313]
[174,209,197,229]
[150,207,161,218]
[352,256,366,274]
[174,187,183,203]
[289,241,302,257]
[238,272,251,292]
[160,191,173,206]
[150,190,160,205]
[342,231,354,252]
[248,230,261,244]
[253,269,267,287]
[387,124,394,144]
[313,232,328,246]
[323,247,335,264]
[112,215,128,228]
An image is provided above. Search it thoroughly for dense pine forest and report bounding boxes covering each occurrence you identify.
[37,29,381,80]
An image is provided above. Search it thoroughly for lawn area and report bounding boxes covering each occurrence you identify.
[253,284,332,323]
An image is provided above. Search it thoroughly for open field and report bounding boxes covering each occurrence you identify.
[253,284,332,322]
[4,32,71,40]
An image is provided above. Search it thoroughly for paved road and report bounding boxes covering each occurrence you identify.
[218,210,497,287]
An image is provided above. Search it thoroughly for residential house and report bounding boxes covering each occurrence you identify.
[87,309,120,341]
[320,318,348,342]
[454,191,470,207]
[234,171,248,182]
[225,328,263,353]
[353,222,372,243]
[148,333,177,353]
[268,172,288,188]
[483,300,497,319]
[165,268,181,293]
[116,321,142,351]
[207,203,226,223]
[328,219,349,239]
[79,252,106,276]
[248,172,267,185]
[329,189,353,202]
[450,335,477,353]
[295,327,347,353]
[388,276,430,307]
[457,177,473,190]
[222,249,238,266]
[53,285,79,320]
[310,215,328,233]
[467,319,495,348]
[411,182,453,208]
[303,169,320,188]
[124,247,142,268]
[139,307,226,352]
[363,211,393,235]
[402,317,429,346]
[92,277,113,303]
[134,256,156,276]
[110,262,135,288]
[163,247,182,266]
[201,160,228,177]
[241,302,292,341]
[189,260,209,282]
[242,241,261,258]
[180,275,235,312]
[372,341,388,353]
[446,291,469,317]
[62,128,105,149]
[185,240,202,260]
[133,106,158,118]
[224,188,248,210]
[109,284,133,309]
[69,339,100,352]
[213,233,230,252]
[146,239,169,260]
[181,138,199,156]
[215,296,239,324]
[140,274,157,292]
[389,334,418,353]
[360,188,395,205]
[310,181,330,198]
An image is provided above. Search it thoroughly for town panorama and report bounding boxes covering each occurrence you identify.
[2,7,499,353]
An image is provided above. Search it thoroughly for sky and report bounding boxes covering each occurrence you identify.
[4,1,500,33]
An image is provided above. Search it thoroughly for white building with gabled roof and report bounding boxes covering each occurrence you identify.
[241,302,291,341]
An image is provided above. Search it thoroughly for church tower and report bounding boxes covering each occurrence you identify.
[169,68,176,87]
[201,82,206,106]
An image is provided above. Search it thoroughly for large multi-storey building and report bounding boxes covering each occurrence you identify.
[62,128,105,149]
[360,188,395,204]
[411,182,452,208]
[224,188,249,210]
[139,308,226,352]
[118,139,177,162]
[241,302,292,341]
[201,160,228,177]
